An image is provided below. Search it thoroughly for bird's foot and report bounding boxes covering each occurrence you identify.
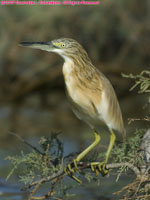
[91,161,109,176]
[64,159,82,184]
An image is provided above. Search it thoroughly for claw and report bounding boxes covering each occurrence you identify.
[90,161,109,176]
[67,162,76,174]
[91,162,99,175]
[98,161,109,176]
[70,174,82,184]
[64,160,82,184]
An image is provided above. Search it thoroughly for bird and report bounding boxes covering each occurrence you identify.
[20,38,125,183]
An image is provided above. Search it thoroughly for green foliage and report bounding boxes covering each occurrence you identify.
[6,129,146,185]
[112,129,145,182]
[6,128,149,199]
[6,133,63,184]
[112,129,145,164]
[122,70,150,124]
[122,70,150,93]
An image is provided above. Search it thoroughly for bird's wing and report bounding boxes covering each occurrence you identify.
[99,71,126,141]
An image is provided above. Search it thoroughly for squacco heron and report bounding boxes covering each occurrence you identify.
[20,38,125,183]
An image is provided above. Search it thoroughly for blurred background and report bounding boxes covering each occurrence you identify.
[0,0,149,199]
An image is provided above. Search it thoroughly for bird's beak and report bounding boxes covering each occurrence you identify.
[19,42,54,52]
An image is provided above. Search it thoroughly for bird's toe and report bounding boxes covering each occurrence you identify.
[64,160,82,183]
[90,161,109,176]
[98,161,109,176]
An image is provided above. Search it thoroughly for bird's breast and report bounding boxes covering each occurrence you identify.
[63,64,87,107]
[62,62,104,125]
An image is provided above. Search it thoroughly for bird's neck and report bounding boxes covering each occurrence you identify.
[62,59,75,77]
[62,54,99,93]
[62,52,94,76]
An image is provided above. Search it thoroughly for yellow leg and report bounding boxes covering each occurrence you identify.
[91,129,116,176]
[105,129,116,163]
[76,132,101,162]
[64,131,101,183]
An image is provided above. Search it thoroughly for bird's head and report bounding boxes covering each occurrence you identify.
[20,38,88,63]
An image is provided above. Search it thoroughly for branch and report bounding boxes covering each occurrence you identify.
[22,167,64,191]
[128,116,150,124]
[106,162,141,176]
[22,161,141,192]
[29,177,58,200]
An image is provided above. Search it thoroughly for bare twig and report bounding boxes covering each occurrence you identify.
[106,162,141,177]
[22,167,64,191]
[128,116,150,124]
[29,180,42,200]
[8,131,44,155]
[29,178,59,200]
[113,175,150,199]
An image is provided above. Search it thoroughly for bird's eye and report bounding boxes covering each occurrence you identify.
[62,43,65,47]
